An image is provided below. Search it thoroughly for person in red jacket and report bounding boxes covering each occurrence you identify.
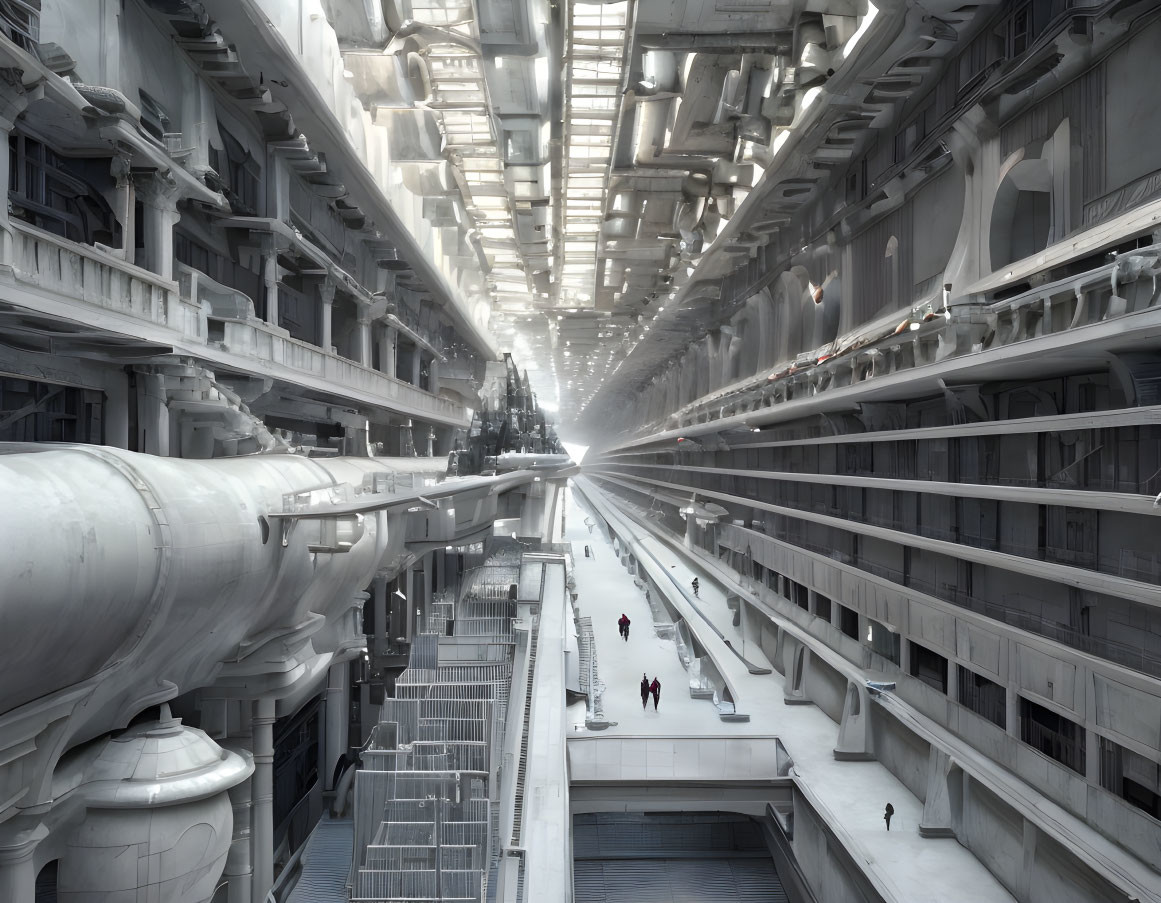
[618,613,630,641]
[649,676,661,711]
[640,673,650,709]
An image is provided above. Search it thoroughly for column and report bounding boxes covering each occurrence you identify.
[1006,682,1020,737]
[103,369,130,449]
[319,279,336,353]
[224,776,253,903]
[355,303,373,367]
[375,325,393,375]
[222,705,254,903]
[261,236,280,329]
[0,92,29,267]
[111,151,136,265]
[372,575,388,657]
[135,174,180,280]
[435,547,446,594]
[250,697,276,901]
[135,369,170,456]
[422,558,433,621]
[404,565,416,638]
[411,344,422,387]
[428,357,441,395]
[383,326,398,377]
[0,822,47,903]
[1085,727,1100,782]
[324,661,350,791]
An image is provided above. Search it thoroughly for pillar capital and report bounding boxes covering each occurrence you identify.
[0,820,47,865]
[320,278,337,306]
[0,68,33,132]
[133,170,180,211]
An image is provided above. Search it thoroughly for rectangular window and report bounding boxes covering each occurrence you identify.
[957,666,1006,729]
[0,375,104,444]
[839,604,859,640]
[792,582,809,610]
[1009,5,1031,57]
[909,641,949,693]
[867,618,901,666]
[213,123,261,215]
[1099,736,1161,821]
[1020,697,1085,775]
[814,593,832,622]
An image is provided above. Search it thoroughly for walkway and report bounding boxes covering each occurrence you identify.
[562,482,745,734]
[567,477,1016,903]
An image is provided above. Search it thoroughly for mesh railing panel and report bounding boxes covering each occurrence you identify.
[353,546,531,902]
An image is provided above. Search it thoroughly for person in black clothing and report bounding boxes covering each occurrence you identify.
[691,577,699,596]
[884,803,894,831]
[618,613,630,641]
[649,676,661,711]
[640,673,650,709]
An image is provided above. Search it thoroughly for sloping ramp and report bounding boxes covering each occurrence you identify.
[286,816,353,903]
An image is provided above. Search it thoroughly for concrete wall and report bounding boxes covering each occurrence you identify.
[791,787,883,903]
[868,709,930,803]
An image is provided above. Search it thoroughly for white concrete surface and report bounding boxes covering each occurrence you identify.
[568,735,783,783]
[563,484,731,734]
[567,479,1017,903]
[521,556,572,903]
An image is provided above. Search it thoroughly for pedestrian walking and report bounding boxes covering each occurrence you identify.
[640,673,650,709]
[649,676,661,711]
[618,613,630,641]
[691,577,699,596]
[884,803,894,831]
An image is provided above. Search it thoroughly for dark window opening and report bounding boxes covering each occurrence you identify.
[957,666,1006,729]
[791,581,809,610]
[839,604,859,640]
[273,699,321,850]
[1020,697,1085,775]
[0,375,104,444]
[1009,5,1031,57]
[814,593,832,622]
[211,123,260,215]
[138,90,172,142]
[1099,736,1161,822]
[909,641,949,694]
[9,133,119,245]
[35,859,57,903]
[0,0,40,51]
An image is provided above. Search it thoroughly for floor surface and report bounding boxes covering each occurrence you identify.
[563,479,1017,903]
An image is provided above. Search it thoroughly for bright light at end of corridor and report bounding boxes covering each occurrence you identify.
[562,442,589,463]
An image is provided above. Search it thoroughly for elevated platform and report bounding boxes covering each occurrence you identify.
[567,478,1017,903]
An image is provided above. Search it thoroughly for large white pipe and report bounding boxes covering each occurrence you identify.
[0,446,446,800]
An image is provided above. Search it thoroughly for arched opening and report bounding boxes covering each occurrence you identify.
[990,146,1053,270]
[35,860,58,903]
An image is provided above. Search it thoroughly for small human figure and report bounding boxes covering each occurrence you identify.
[691,577,700,597]
[884,803,894,831]
[650,676,661,711]
[640,673,650,710]
[618,613,630,641]
[584,545,591,558]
